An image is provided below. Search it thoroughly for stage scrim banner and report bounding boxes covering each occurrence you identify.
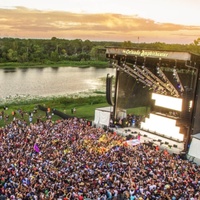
[106,48,191,61]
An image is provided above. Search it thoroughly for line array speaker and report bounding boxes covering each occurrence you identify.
[106,74,114,106]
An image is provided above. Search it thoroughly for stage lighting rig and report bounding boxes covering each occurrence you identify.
[112,62,187,96]
[129,64,162,90]
[134,65,154,82]
[113,63,152,88]
[173,68,184,93]
[140,65,179,97]
[113,62,168,94]
[156,66,180,97]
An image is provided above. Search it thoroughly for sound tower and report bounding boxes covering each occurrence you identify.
[191,75,200,135]
[106,74,114,106]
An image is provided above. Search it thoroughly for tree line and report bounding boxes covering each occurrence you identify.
[0,37,199,63]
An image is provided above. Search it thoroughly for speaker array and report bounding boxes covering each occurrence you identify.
[106,74,114,106]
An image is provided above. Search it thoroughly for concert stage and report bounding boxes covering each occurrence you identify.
[105,47,200,153]
[110,126,185,154]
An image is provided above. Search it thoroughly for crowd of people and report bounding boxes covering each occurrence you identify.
[0,116,200,200]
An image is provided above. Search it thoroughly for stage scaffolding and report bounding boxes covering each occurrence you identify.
[105,47,200,151]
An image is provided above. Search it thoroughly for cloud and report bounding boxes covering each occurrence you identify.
[0,7,199,43]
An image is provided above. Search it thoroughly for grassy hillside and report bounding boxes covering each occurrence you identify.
[0,95,149,127]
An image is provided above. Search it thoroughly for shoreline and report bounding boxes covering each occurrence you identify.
[0,60,109,69]
[0,89,106,106]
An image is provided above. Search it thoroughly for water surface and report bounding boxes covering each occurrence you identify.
[0,67,116,99]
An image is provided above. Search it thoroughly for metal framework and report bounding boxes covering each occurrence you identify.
[106,47,200,151]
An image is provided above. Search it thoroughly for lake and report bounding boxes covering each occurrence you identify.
[0,67,116,101]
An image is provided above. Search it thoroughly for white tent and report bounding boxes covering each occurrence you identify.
[94,106,113,127]
[188,133,200,161]
[94,106,127,127]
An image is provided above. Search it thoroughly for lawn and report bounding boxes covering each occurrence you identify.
[0,95,109,127]
[0,95,149,127]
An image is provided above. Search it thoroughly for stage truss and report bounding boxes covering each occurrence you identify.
[106,47,200,151]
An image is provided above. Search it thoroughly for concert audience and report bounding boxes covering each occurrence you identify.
[0,117,199,200]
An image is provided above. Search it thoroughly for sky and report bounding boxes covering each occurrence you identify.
[0,0,200,44]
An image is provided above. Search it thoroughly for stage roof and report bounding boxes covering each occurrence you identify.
[106,47,200,69]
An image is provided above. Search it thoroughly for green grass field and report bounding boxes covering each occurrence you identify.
[0,95,149,127]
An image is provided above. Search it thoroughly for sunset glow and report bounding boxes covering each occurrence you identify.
[0,0,199,44]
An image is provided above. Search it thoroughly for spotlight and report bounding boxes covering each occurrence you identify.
[172,68,184,92]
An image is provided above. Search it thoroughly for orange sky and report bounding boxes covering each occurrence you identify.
[0,0,200,44]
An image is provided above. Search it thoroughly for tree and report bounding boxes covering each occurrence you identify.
[193,38,200,46]
[50,51,59,62]
[29,44,44,62]
[66,39,81,55]
[191,38,200,54]
[7,49,18,62]
[82,40,93,54]
[121,41,133,48]
[90,46,105,60]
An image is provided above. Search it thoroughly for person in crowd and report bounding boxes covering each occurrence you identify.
[0,116,199,200]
